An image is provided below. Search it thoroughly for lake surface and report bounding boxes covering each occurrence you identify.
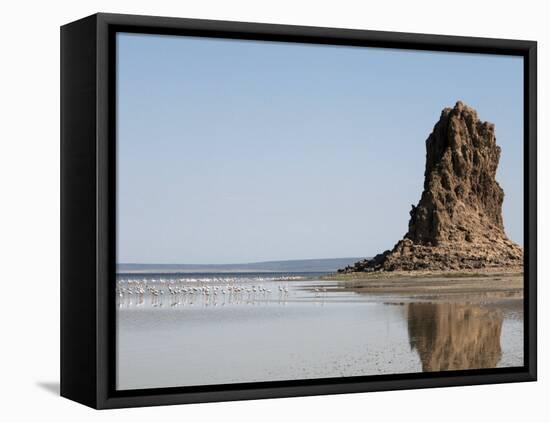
[116,272,523,390]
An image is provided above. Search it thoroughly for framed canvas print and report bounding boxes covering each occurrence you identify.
[60,13,537,409]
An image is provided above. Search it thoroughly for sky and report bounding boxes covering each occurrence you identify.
[116,33,524,264]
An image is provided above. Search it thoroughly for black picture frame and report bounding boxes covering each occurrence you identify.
[60,12,537,409]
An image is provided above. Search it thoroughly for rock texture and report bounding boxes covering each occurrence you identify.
[341,101,523,273]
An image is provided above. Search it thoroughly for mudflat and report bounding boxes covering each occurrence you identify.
[322,266,523,300]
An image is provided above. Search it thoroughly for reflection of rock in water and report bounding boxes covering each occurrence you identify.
[407,303,503,372]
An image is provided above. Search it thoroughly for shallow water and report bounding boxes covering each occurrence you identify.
[116,273,523,390]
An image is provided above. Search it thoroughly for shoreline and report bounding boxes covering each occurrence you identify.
[116,267,524,303]
[323,265,523,280]
[317,266,523,302]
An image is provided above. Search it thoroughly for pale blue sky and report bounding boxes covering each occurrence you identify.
[116,33,523,264]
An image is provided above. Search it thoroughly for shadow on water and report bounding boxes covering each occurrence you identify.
[36,381,60,396]
[407,303,503,372]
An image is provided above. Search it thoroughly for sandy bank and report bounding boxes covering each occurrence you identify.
[320,266,523,300]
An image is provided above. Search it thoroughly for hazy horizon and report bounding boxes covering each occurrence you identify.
[118,256,364,266]
[117,33,523,264]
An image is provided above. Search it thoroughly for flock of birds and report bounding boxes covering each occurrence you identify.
[116,278,304,308]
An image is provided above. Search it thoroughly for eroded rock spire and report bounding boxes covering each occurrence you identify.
[341,101,523,272]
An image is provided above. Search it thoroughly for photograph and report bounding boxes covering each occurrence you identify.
[1,0,546,419]
[114,32,525,390]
